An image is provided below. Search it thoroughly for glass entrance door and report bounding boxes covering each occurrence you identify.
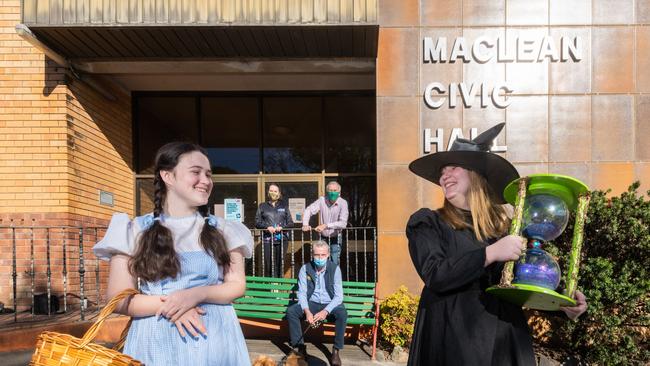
[261,178,320,227]
[258,177,320,277]
[208,181,258,228]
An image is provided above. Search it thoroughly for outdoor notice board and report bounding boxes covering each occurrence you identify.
[224,198,243,222]
[288,198,306,222]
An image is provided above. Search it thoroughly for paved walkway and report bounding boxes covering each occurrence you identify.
[0,339,402,366]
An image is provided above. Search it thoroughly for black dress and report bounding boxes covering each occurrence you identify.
[406,208,535,366]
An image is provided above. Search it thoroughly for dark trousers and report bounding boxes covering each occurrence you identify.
[263,236,287,278]
[286,302,347,350]
[321,234,342,266]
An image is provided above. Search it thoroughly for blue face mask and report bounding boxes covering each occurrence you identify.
[313,258,327,267]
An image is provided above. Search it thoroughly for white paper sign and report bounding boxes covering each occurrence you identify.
[224,198,243,222]
[288,198,306,223]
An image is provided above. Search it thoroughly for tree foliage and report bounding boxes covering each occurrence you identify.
[535,182,649,364]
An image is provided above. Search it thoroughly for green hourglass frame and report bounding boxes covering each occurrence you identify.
[486,174,591,311]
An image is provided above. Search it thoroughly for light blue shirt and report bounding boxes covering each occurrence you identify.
[297,264,343,314]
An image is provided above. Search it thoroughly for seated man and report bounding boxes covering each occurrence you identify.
[286,240,347,366]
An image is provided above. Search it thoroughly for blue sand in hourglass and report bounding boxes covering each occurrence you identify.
[523,222,563,242]
[522,194,569,241]
[514,248,561,290]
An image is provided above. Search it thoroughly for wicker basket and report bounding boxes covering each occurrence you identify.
[30,288,142,366]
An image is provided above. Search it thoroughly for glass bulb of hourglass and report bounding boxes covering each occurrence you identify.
[521,194,569,241]
[514,241,561,290]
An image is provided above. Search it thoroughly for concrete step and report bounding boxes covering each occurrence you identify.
[0,339,402,366]
[0,315,128,352]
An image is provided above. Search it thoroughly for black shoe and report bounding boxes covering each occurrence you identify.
[292,344,307,358]
[330,347,342,366]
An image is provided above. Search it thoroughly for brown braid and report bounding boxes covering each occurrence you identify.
[129,171,180,282]
[198,205,231,274]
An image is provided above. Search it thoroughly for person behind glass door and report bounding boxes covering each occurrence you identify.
[255,183,293,278]
[301,181,349,266]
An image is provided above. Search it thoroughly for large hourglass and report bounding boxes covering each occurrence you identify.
[486,174,590,311]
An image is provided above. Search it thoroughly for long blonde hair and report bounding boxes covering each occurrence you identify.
[438,170,510,242]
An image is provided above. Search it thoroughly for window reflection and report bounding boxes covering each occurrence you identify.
[324,96,376,173]
[201,98,260,174]
[137,97,198,174]
[134,93,377,227]
[263,97,322,173]
[136,94,376,174]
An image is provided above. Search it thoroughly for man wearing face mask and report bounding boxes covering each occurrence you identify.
[286,241,347,366]
[302,181,349,266]
[255,183,293,277]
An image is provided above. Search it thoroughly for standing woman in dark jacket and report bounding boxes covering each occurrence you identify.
[406,124,587,365]
[255,183,293,277]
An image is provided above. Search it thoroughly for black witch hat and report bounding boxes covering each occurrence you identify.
[408,123,519,203]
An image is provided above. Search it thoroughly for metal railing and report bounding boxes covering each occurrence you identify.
[0,226,107,325]
[248,227,377,282]
[0,225,376,325]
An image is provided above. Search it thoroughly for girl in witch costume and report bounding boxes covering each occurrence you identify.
[94,142,253,366]
[406,123,587,365]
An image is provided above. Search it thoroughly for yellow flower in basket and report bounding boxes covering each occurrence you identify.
[30,288,143,366]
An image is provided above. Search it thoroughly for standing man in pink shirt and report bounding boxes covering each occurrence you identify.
[302,181,349,266]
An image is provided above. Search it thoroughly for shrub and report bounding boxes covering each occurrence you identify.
[378,285,419,351]
[533,182,650,365]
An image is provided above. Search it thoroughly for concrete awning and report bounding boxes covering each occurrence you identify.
[19,0,378,60]
[21,25,378,59]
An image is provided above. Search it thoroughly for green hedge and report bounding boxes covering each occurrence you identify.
[536,182,649,364]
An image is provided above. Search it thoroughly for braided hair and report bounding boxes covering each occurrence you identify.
[129,142,231,282]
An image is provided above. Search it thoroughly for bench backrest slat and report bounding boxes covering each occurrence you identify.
[342,288,376,296]
[341,281,376,288]
[235,310,285,319]
[246,276,298,284]
[247,282,296,291]
[235,297,373,310]
[235,297,293,306]
[246,277,375,287]
[244,290,294,299]
[235,304,289,312]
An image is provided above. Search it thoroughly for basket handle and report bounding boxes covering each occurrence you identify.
[79,288,139,349]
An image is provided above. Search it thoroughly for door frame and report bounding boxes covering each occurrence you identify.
[135,172,346,219]
[211,173,337,209]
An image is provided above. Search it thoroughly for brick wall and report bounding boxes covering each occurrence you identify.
[0,1,68,215]
[66,77,133,218]
[0,217,109,312]
[0,1,133,310]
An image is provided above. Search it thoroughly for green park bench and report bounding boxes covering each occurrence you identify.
[234,276,380,360]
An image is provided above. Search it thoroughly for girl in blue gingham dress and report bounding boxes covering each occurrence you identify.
[93,142,252,366]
